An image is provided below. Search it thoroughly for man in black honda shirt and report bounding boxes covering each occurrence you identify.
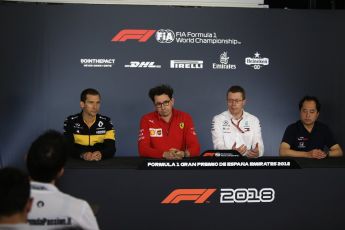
[64,88,116,161]
[279,95,342,159]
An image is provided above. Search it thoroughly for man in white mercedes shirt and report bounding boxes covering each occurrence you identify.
[211,85,264,157]
[26,130,99,230]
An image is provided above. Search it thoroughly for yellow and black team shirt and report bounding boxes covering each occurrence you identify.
[64,113,116,159]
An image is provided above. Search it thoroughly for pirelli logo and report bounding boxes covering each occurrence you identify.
[161,189,216,204]
[112,29,156,42]
[170,60,203,69]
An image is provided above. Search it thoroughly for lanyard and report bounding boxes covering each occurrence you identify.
[231,117,245,133]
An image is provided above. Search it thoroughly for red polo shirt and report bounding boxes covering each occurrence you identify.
[138,109,200,158]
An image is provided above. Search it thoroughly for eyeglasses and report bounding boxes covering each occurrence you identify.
[155,100,171,108]
[228,99,243,104]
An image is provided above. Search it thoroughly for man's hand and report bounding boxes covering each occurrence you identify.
[91,151,102,161]
[231,142,247,155]
[81,151,102,161]
[307,149,326,159]
[246,143,260,158]
[163,149,185,160]
[81,152,93,161]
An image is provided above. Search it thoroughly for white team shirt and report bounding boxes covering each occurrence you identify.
[28,181,99,230]
[211,110,264,157]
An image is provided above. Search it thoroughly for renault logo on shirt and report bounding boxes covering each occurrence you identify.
[98,121,104,127]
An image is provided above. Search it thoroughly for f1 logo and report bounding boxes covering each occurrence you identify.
[161,189,216,204]
[112,29,156,42]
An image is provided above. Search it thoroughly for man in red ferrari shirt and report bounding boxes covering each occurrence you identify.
[138,84,201,159]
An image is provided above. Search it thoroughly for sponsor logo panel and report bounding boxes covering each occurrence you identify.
[156,29,242,45]
[125,61,161,68]
[162,188,275,204]
[170,60,203,69]
[161,189,216,204]
[245,52,269,70]
[212,51,237,70]
[156,29,175,43]
[112,28,242,45]
[80,58,115,68]
[112,29,156,42]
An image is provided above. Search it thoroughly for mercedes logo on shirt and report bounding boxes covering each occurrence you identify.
[37,200,45,208]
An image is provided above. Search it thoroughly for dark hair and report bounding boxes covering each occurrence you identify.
[0,167,30,216]
[226,85,246,100]
[27,130,69,183]
[80,88,100,102]
[148,84,174,102]
[299,95,321,112]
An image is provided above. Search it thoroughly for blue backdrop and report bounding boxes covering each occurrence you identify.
[1,3,344,167]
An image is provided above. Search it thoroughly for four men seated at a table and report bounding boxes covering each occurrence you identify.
[63,86,343,159]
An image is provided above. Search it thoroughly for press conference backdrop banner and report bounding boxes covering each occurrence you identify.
[1,3,345,166]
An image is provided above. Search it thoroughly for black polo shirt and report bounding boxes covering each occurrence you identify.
[282,120,337,152]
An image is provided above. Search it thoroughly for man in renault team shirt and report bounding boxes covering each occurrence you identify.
[138,84,200,159]
[64,88,116,161]
[211,85,264,157]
